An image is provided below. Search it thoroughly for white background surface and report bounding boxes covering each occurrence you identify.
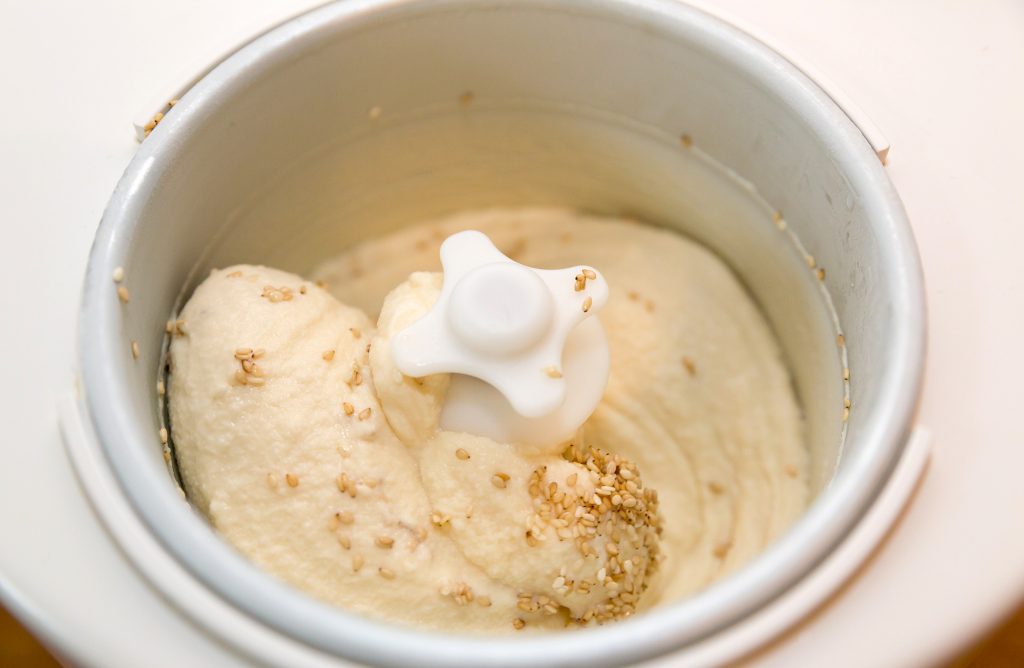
[1,1,1022,666]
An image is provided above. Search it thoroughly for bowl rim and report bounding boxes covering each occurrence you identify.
[76,0,927,666]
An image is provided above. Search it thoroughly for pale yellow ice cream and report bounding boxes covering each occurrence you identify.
[168,208,807,633]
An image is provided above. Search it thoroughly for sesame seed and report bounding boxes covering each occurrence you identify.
[713,541,732,559]
[708,481,724,494]
[131,341,140,359]
[491,474,508,489]
[174,319,186,336]
[163,450,171,462]
[842,407,850,422]
[680,133,693,148]
[574,274,586,292]
[338,510,355,525]
[644,300,655,313]
[285,473,299,487]
[226,271,243,278]
[350,327,361,339]
[266,473,278,489]
[358,407,372,421]
[844,397,851,409]
[455,448,470,460]
[322,349,335,361]
[337,535,351,550]
[477,596,492,607]
[582,269,597,281]
[112,267,124,283]
[806,255,816,269]
[843,367,850,381]
[117,286,130,304]
[430,512,451,527]
[817,267,826,281]
[837,333,845,347]
[513,618,525,630]
[299,285,307,294]
[247,376,266,387]
[252,348,266,359]
[241,359,255,373]
[682,357,697,376]
[234,348,253,360]
[582,297,593,313]
[566,473,578,487]
[459,91,474,107]
[158,427,168,444]
[156,380,165,396]
[378,567,396,580]
[544,366,563,379]
[343,402,355,416]
[368,106,382,120]
[785,464,798,478]
[165,320,174,334]
[352,555,364,572]
[375,536,394,549]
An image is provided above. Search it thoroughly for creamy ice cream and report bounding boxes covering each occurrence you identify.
[168,208,807,633]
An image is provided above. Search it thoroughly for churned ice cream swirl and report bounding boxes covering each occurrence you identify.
[167,208,807,633]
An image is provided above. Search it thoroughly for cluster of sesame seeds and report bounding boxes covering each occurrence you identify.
[574,268,597,293]
[165,318,186,337]
[261,285,295,303]
[335,472,358,498]
[430,511,451,527]
[440,582,477,606]
[233,347,267,387]
[520,446,662,625]
[141,100,175,137]
[626,290,656,313]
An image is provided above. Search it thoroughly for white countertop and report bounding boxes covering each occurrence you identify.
[1,1,1022,666]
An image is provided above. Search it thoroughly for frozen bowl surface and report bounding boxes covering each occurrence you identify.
[76,0,925,666]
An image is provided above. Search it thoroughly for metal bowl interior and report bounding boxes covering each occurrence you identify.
[77,0,925,666]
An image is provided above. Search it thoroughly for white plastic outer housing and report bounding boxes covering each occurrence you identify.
[390,231,610,445]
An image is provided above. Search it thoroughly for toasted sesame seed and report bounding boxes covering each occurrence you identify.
[713,541,732,558]
[156,380,165,396]
[455,448,470,460]
[566,473,578,487]
[574,274,586,292]
[159,427,168,444]
[843,367,850,381]
[544,366,563,379]
[844,397,851,409]
[117,286,130,304]
[350,327,361,339]
[708,481,724,494]
[837,333,845,347]
[477,595,492,607]
[785,464,799,478]
[285,473,299,487]
[378,567,396,580]
[299,285,307,294]
[338,510,355,525]
[165,320,175,334]
[352,554,364,572]
[582,297,593,313]
[358,407,372,421]
[375,536,395,549]
[817,267,826,281]
[163,450,171,462]
[682,357,697,376]
[491,474,508,489]
[241,359,255,373]
[842,407,850,422]
[337,535,351,550]
[322,349,335,361]
[131,341,140,359]
[227,270,243,278]
[234,348,253,359]
[174,319,186,336]
[252,348,266,359]
[680,133,693,148]
[513,618,525,630]
[266,473,278,488]
[112,267,124,283]
[343,402,355,416]
[806,255,816,269]
[430,512,451,527]
[247,376,266,387]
